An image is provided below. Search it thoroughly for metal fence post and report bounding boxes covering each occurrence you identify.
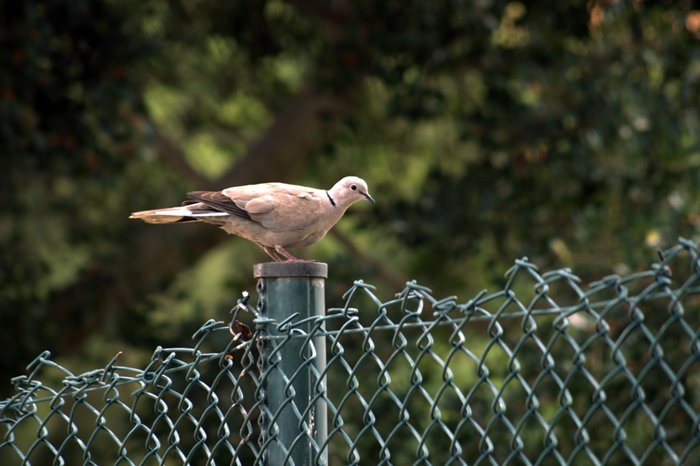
[255,261,328,466]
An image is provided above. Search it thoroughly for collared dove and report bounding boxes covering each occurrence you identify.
[130,176,374,261]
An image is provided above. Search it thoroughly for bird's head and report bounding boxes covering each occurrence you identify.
[330,176,375,207]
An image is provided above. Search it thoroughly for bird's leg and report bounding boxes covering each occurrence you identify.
[262,246,282,262]
[274,246,300,261]
[274,246,317,262]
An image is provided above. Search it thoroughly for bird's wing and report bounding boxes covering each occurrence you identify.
[191,184,326,232]
[186,191,252,221]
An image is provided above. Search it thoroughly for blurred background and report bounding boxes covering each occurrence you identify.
[2,0,700,396]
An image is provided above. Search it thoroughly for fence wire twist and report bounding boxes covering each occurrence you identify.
[3,238,700,465]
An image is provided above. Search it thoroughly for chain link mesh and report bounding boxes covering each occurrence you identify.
[3,238,700,465]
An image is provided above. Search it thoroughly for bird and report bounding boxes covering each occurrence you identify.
[129,176,375,262]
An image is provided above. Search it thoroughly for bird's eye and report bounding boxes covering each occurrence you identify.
[351,184,357,191]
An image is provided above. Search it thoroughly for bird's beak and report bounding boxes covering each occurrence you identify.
[363,192,376,204]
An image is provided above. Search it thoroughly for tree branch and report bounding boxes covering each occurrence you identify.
[153,127,212,188]
[215,83,349,188]
[329,229,408,291]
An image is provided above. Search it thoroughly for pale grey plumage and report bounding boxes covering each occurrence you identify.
[129,176,374,261]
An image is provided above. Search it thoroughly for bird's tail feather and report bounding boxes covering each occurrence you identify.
[130,205,228,224]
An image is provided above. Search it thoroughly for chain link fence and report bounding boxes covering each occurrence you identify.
[3,238,700,465]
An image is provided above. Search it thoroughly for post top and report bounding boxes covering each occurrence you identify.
[254,261,328,279]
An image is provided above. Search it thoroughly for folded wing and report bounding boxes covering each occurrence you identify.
[188,186,325,232]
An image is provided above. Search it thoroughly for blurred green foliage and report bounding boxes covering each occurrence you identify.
[2,0,700,459]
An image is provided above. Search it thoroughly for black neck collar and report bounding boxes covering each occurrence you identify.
[326,191,337,208]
